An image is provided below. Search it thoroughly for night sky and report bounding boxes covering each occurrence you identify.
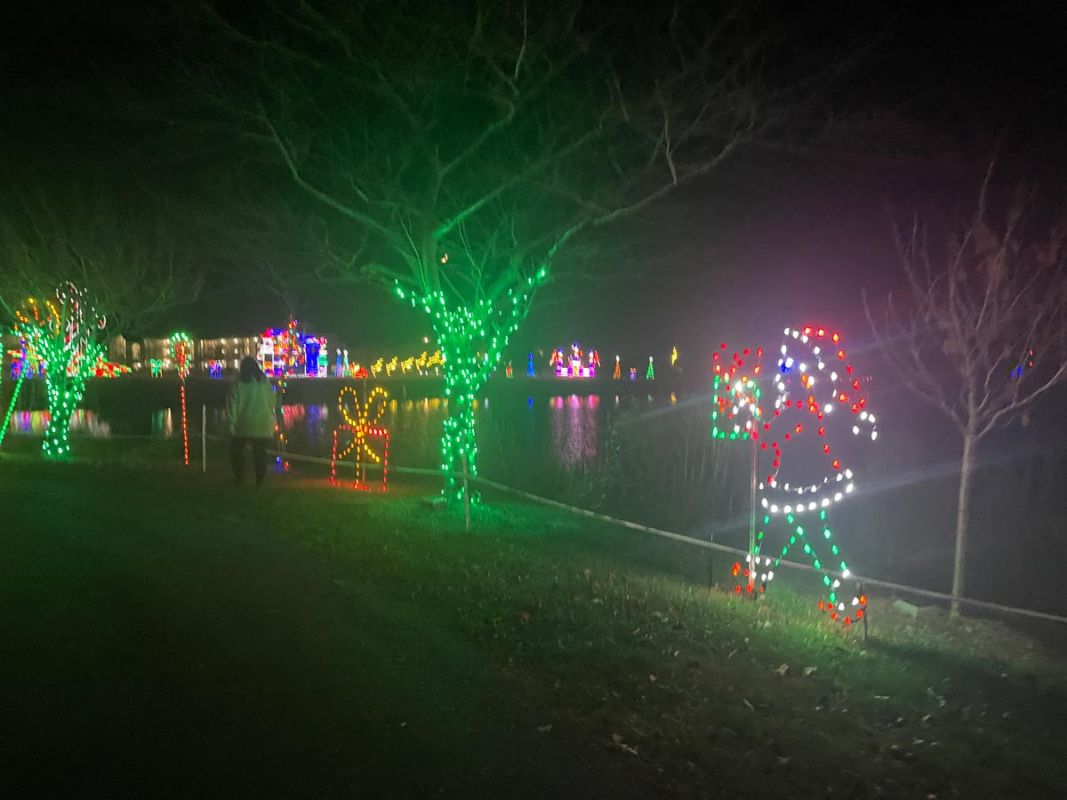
[2,0,1065,359]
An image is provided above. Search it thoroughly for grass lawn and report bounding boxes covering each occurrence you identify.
[2,442,1065,798]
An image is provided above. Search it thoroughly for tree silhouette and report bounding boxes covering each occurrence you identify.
[866,162,1067,615]
[202,0,819,500]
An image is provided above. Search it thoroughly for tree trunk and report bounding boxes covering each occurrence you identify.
[43,372,86,460]
[950,431,977,617]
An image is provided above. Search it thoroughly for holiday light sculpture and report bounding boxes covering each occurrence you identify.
[757,326,877,624]
[671,346,679,368]
[208,360,224,379]
[712,328,878,624]
[150,359,163,378]
[553,342,597,378]
[645,356,655,381]
[330,386,390,491]
[396,269,545,503]
[167,331,194,466]
[12,284,106,459]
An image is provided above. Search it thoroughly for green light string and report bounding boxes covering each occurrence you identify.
[396,267,547,503]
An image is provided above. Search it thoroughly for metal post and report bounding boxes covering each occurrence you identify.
[462,454,471,531]
[748,435,757,593]
[201,404,207,473]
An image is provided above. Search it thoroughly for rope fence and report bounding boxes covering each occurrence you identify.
[269,447,1067,627]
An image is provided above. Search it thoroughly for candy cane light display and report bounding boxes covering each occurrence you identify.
[167,331,194,466]
[330,386,390,492]
[754,325,878,623]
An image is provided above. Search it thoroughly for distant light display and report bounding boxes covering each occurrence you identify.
[551,342,597,378]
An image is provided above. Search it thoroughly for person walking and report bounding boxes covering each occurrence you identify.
[229,356,277,486]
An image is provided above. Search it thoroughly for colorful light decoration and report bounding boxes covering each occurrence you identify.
[527,352,536,377]
[11,284,106,460]
[671,346,679,368]
[710,344,764,440]
[208,360,224,379]
[628,367,637,381]
[1010,349,1034,379]
[149,359,163,378]
[396,267,546,503]
[258,318,328,377]
[712,328,878,624]
[552,342,598,378]
[167,331,194,466]
[613,355,621,380]
[645,356,655,381]
[330,386,390,491]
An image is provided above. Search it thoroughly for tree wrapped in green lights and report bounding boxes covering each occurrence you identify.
[204,1,832,501]
[12,285,106,459]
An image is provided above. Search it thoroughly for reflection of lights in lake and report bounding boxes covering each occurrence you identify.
[549,394,599,467]
[13,410,113,437]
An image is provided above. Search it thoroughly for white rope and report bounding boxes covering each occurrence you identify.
[249,446,1067,626]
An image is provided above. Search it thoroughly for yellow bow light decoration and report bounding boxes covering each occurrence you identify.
[330,386,391,491]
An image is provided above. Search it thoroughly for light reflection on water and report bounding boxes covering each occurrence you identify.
[11,410,112,437]
[8,393,666,474]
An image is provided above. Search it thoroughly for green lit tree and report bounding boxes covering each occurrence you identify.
[0,177,192,458]
[202,0,811,500]
[11,286,106,459]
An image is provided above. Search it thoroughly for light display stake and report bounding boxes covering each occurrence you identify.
[613,355,621,380]
[396,267,546,503]
[167,331,194,466]
[12,284,106,460]
[646,356,655,381]
[527,353,536,378]
[330,386,390,491]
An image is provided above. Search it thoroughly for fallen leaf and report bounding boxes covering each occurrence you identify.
[537,724,553,734]
[775,663,790,677]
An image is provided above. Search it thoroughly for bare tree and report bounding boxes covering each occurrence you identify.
[0,177,194,335]
[866,162,1067,615]
[197,0,826,500]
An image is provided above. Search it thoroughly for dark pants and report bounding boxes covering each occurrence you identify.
[231,437,270,485]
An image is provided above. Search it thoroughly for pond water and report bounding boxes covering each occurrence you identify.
[6,391,681,489]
